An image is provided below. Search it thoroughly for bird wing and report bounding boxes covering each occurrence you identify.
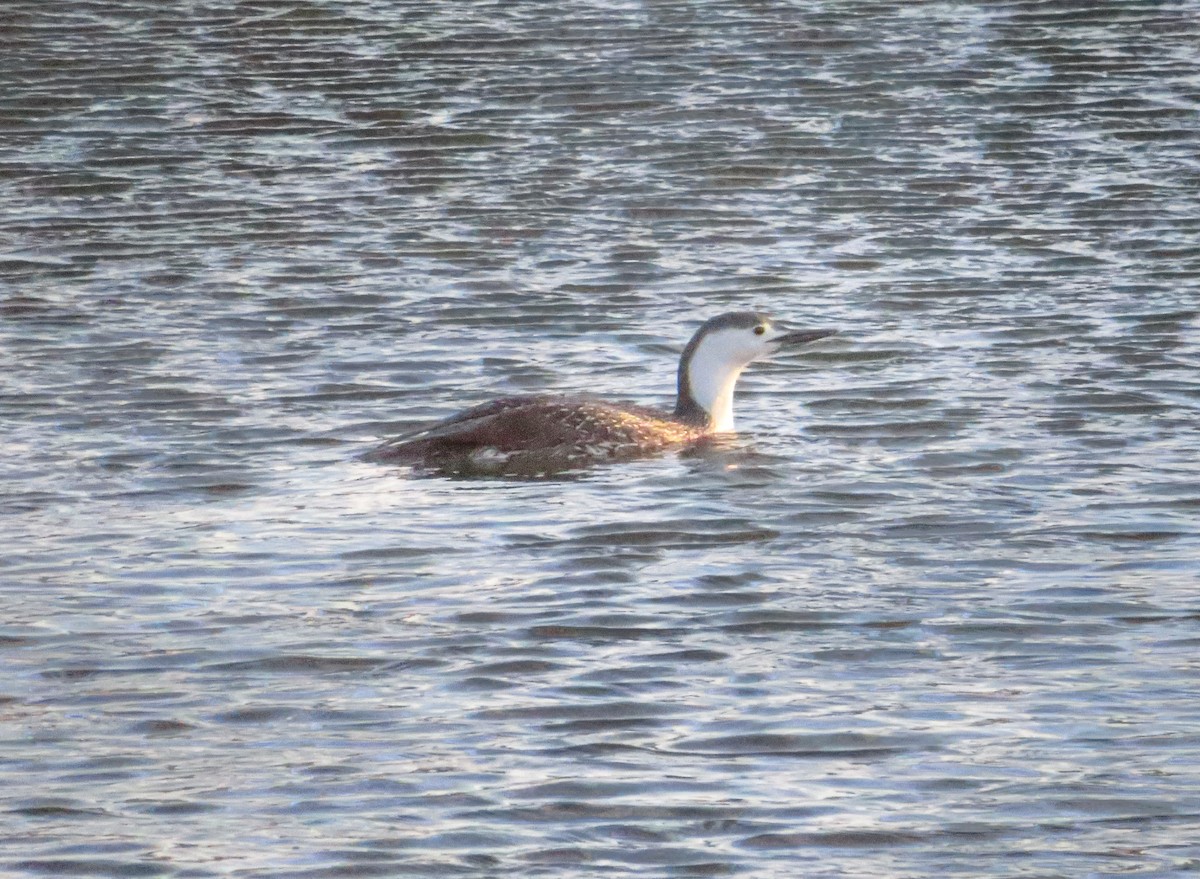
[362,395,575,461]
[362,396,675,463]
[385,396,551,444]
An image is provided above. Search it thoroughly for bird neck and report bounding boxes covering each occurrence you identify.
[674,337,747,433]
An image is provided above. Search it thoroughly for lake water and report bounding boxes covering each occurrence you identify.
[3,2,1199,876]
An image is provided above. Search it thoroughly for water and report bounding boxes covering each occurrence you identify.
[3,1,1199,876]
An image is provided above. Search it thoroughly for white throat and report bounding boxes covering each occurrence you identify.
[686,336,752,433]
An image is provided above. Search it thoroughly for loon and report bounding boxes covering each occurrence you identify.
[363,311,835,476]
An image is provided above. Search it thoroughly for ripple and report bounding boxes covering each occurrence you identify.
[3,2,1199,877]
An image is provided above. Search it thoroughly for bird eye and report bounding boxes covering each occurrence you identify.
[753,326,766,336]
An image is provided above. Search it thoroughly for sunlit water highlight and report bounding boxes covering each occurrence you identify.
[2,2,1199,877]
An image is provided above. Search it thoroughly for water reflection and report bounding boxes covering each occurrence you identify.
[3,1,1199,876]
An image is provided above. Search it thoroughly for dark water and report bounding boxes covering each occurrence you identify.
[3,2,1199,876]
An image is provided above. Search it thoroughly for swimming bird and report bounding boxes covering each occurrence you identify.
[363,311,834,476]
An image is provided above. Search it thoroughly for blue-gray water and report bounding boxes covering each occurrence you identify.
[3,2,1199,876]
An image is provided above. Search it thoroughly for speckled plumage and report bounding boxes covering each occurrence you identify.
[363,312,834,477]
[362,394,706,476]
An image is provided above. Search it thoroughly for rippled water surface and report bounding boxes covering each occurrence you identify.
[3,2,1200,876]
